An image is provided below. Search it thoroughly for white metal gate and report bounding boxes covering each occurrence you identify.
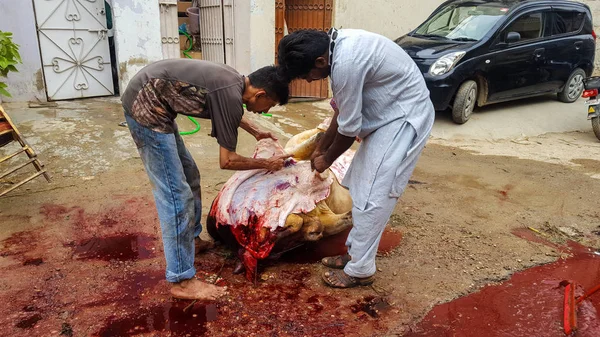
[33,0,115,101]
[159,0,180,60]
[199,0,235,67]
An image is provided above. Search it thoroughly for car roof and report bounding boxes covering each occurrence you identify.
[439,0,589,12]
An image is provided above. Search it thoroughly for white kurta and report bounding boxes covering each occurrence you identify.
[328,29,435,278]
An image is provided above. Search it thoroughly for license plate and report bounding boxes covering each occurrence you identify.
[586,99,600,105]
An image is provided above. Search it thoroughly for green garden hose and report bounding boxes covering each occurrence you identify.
[179,29,201,136]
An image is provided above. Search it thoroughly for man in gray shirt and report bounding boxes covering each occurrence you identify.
[123,60,290,300]
[278,29,435,288]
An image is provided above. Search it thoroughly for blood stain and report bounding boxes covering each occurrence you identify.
[511,228,565,252]
[275,181,291,190]
[497,184,514,201]
[282,227,402,263]
[15,313,42,329]
[307,295,325,313]
[39,204,72,221]
[99,217,118,227]
[96,301,217,337]
[0,230,39,257]
[350,296,390,318]
[73,234,155,261]
[22,258,44,266]
[405,237,600,337]
[83,270,164,308]
[22,305,37,312]
[378,228,403,254]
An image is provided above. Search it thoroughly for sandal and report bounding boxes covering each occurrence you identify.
[322,269,374,288]
[321,254,351,269]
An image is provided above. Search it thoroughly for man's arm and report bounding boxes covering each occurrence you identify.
[239,115,278,141]
[312,131,355,173]
[219,146,290,171]
[312,56,368,172]
[315,109,340,154]
[239,115,259,138]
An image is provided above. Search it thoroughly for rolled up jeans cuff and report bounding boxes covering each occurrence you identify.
[166,265,196,283]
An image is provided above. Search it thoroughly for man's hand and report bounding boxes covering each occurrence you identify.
[310,147,323,162]
[255,130,278,141]
[265,154,292,172]
[311,154,333,173]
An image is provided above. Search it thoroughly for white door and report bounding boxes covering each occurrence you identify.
[199,0,235,66]
[33,0,115,101]
[159,0,180,60]
[223,0,235,68]
[199,0,225,64]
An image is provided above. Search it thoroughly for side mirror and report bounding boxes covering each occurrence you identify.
[505,32,521,44]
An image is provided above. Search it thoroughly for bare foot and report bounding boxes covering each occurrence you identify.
[195,237,215,255]
[170,278,227,300]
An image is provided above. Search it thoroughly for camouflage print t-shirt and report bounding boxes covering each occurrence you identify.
[122,59,245,152]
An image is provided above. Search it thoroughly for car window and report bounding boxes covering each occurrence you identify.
[413,3,508,41]
[503,12,548,42]
[552,10,585,35]
[427,8,453,33]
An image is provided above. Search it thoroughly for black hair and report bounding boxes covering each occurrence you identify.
[248,65,290,105]
[277,30,329,80]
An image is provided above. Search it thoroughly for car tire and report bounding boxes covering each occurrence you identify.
[558,68,586,103]
[452,80,478,124]
[593,116,600,141]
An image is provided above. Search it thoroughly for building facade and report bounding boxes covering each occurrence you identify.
[1,0,599,102]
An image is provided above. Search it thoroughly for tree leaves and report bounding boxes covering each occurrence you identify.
[0,82,11,97]
[0,30,22,98]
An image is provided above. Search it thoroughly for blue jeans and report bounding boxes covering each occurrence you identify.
[125,113,202,283]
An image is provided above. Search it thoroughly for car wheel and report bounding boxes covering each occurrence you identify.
[558,68,586,103]
[452,80,478,124]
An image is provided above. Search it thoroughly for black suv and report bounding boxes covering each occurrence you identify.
[396,0,596,124]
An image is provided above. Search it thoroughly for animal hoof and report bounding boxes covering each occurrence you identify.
[233,261,245,275]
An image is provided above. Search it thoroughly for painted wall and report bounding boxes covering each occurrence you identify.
[333,0,442,40]
[111,0,164,93]
[578,0,600,74]
[234,0,276,75]
[233,0,252,75]
[249,0,276,71]
[0,0,46,102]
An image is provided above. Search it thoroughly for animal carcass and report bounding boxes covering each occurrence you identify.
[207,124,354,281]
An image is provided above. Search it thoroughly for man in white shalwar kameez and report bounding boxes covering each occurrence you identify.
[277,28,435,288]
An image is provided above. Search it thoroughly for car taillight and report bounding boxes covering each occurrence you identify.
[593,30,597,39]
[583,89,598,98]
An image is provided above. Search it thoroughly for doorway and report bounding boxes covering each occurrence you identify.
[275,0,333,99]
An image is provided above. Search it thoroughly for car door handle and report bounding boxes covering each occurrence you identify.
[534,48,545,59]
[534,48,545,56]
[575,41,583,50]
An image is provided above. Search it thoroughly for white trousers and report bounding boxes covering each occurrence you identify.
[344,120,426,278]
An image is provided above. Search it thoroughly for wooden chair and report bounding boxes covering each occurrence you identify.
[0,105,50,197]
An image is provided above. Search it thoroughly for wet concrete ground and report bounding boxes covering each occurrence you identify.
[1,97,600,336]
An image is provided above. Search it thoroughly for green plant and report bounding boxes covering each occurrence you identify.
[0,31,22,97]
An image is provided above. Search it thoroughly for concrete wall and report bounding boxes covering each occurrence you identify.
[333,0,443,40]
[233,1,252,75]
[249,0,276,71]
[0,0,46,102]
[579,0,600,74]
[234,0,276,75]
[111,0,164,93]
